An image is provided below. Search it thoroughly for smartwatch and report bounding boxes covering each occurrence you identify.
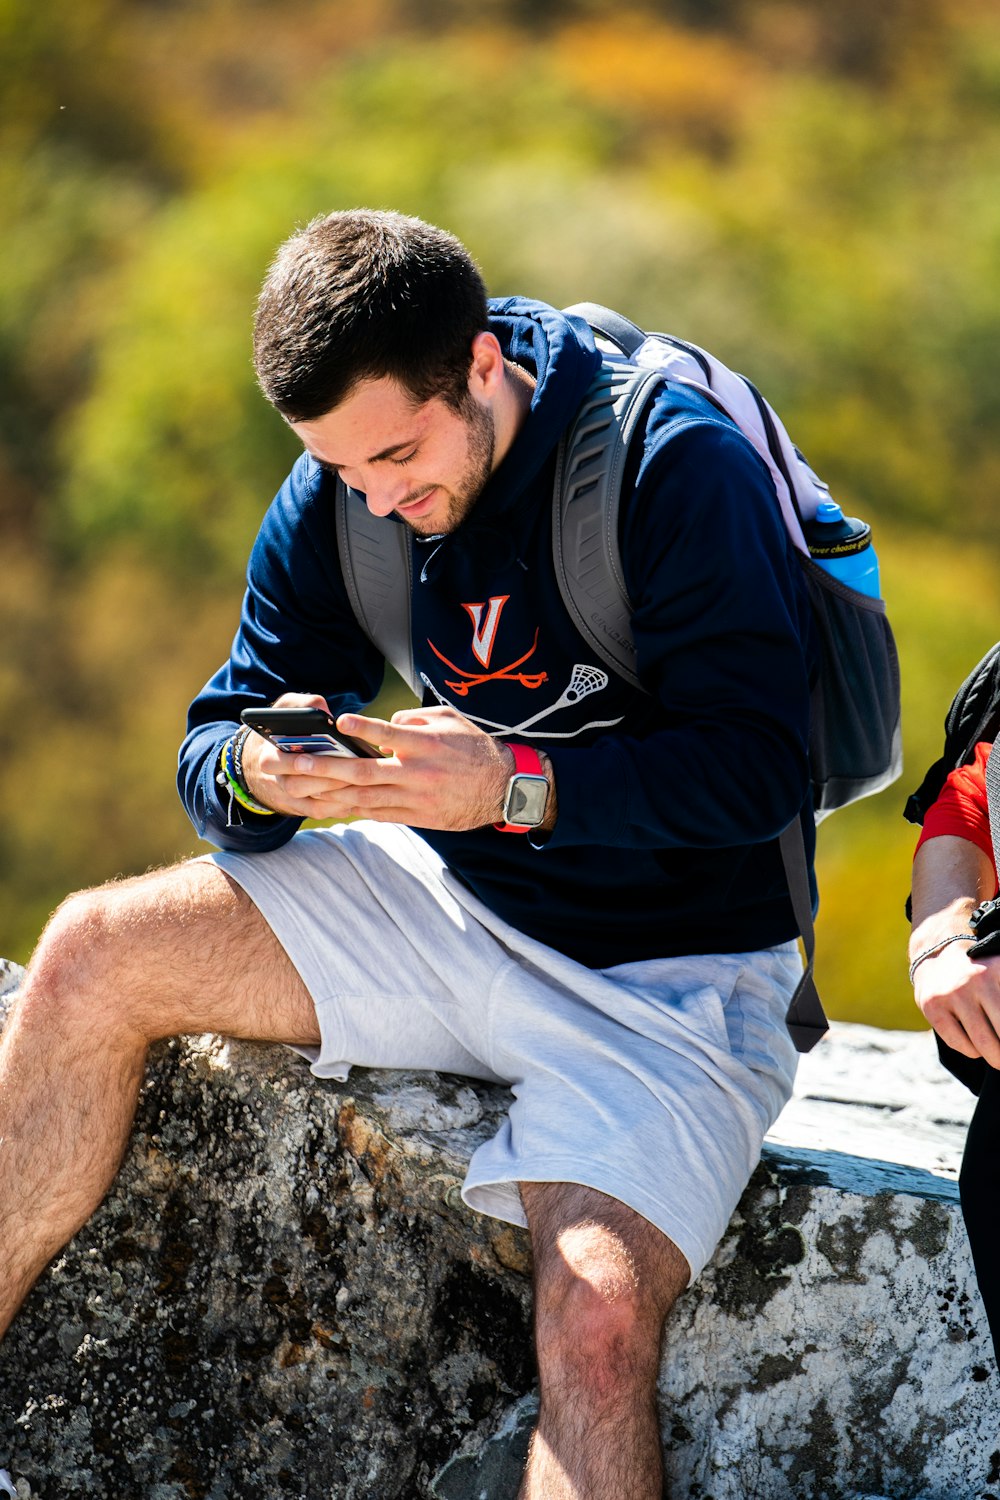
[495,743,550,833]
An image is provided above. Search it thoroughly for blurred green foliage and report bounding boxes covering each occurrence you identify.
[4,0,1000,1035]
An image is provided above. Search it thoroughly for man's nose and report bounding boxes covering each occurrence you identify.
[361,473,412,518]
[363,483,399,518]
[340,466,397,517]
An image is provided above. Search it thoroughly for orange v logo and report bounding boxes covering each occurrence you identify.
[462,596,510,669]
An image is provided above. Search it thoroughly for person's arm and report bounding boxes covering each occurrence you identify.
[177,456,385,851]
[910,745,1000,1066]
[237,698,540,834]
[178,458,545,844]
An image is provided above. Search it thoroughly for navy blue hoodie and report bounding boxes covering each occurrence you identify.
[179,299,817,967]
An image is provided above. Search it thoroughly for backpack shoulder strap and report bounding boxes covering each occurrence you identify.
[565,301,645,358]
[779,819,828,1051]
[334,478,419,698]
[552,356,665,692]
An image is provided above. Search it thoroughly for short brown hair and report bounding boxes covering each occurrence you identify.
[253,209,489,421]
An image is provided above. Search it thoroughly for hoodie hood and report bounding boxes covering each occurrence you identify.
[411,297,602,579]
[482,296,602,513]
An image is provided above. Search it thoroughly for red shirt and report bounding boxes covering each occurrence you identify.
[916,740,997,879]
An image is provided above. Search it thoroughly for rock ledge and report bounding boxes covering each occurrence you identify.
[0,960,995,1500]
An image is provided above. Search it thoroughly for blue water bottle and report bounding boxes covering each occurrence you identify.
[804,499,881,599]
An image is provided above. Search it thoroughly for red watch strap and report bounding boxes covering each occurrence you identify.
[494,743,546,832]
[508,743,543,777]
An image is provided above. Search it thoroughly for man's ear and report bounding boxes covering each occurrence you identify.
[468,331,505,398]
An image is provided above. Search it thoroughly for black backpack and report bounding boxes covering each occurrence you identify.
[904,641,1000,829]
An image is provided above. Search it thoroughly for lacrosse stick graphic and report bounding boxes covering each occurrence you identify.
[419,663,617,737]
[513,664,609,732]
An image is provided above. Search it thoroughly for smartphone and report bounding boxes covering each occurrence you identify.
[240,707,381,758]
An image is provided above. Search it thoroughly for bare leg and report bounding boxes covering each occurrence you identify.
[0,860,319,1339]
[518,1183,689,1500]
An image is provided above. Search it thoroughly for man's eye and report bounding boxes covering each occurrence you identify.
[391,451,416,467]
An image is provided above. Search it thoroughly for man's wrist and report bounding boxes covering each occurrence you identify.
[908,931,977,985]
[535,750,557,835]
[493,743,557,834]
[235,727,268,808]
[217,731,275,817]
[492,742,517,824]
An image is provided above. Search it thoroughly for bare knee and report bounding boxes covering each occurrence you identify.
[534,1228,666,1404]
[19,880,163,1044]
[12,861,288,1050]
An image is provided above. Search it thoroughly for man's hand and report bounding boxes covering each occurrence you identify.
[910,834,1000,1067]
[912,941,1000,1068]
[240,696,555,832]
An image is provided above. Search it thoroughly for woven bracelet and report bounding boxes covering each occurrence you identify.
[217,735,276,816]
[231,725,255,795]
[908,932,977,985]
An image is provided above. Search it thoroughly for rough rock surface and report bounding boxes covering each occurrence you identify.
[0,957,997,1500]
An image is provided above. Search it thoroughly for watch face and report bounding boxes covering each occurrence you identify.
[506,773,549,827]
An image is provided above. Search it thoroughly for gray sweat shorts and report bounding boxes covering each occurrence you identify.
[209,821,800,1282]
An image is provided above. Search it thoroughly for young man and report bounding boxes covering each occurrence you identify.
[0,210,816,1496]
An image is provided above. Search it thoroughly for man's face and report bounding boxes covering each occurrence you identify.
[291,376,496,536]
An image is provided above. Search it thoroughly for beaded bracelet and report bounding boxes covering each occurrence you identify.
[217,735,276,817]
[908,932,977,985]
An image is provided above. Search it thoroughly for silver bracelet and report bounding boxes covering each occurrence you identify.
[908,932,977,985]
